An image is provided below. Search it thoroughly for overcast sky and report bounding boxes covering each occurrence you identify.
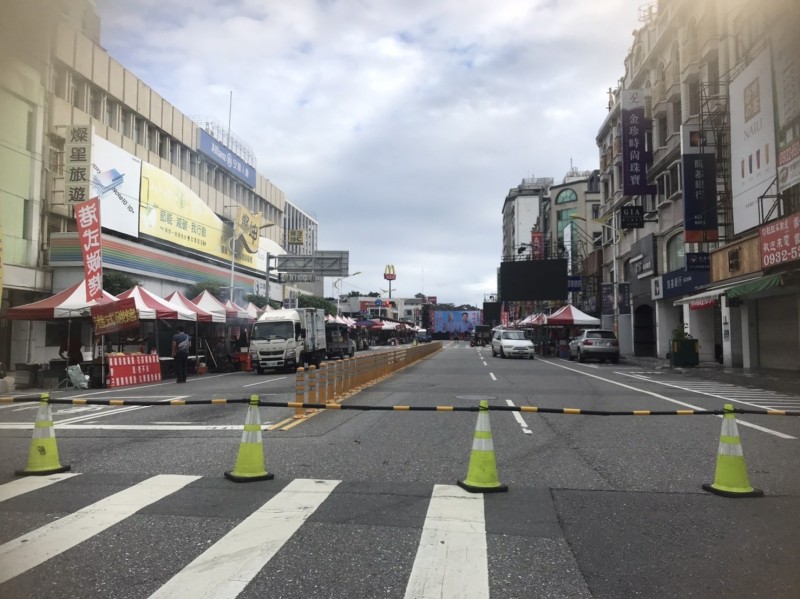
[95,0,642,307]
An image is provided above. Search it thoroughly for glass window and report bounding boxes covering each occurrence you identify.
[135,117,145,146]
[106,100,117,129]
[666,233,685,271]
[121,109,132,137]
[89,88,103,120]
[71,77,86,111]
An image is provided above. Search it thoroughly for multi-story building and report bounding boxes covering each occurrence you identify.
[501,177,552,259]
[592,0,799,369]
[0,0,318,366]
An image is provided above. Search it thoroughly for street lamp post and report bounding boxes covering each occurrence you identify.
[334,271,362,316]
[228,219,275,303]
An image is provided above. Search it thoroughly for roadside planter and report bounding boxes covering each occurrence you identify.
[670,336,699,367]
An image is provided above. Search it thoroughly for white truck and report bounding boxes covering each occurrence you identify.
[249,308,327,373]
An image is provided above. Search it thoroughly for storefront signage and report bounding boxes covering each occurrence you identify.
[686,252,711,271]
[287,230,306,245]
[91,297,139,335]
[760,213,800,268]
[620,90,656,196]
[601,283,614,315]
[567,276,582,292]
[660,268,710,299]
[773,22,800,195]
[620,205,644,229]
[197,129,256,188]
[74,197,103,301]
[682,153,719,242]
[107,354,161,387]
[530,232,544,259]
[65,125,92,204]
[618,283,631,314]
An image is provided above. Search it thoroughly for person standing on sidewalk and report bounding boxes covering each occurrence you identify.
[171,326,191,383]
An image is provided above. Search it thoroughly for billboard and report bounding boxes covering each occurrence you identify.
[499,259,568,301]
[774,21,800,194]
[197,129,256,187]
[91,134,142,238]
[139,162,264,272]
[730,49,778,234]
[432,310,482,334]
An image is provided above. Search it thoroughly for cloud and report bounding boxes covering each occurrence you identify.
[96,0,641,306]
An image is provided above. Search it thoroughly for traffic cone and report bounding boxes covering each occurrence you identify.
[457,400,507,493]
[15,394,71,476]
[224,395,274,482]
[702,404,763,498]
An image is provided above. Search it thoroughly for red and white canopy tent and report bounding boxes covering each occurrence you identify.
[116,286,197,321]
[191,291,229,322]
[164,291,225,323]
[223,299,251,322]
[242,302,263,321]
[5,279,118,320]
[546,304,600,327]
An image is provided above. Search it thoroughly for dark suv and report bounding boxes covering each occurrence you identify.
[568,329,620,364]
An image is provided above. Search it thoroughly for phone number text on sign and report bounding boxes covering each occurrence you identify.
[760,214,800,268]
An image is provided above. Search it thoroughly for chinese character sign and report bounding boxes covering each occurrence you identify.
[65,125,93,204]
[74,197,103,301]
[235,205,264,253]
[530,232,544,259]
[760,213,800,268]
[681,153,719,242]
[620,90,656,196]
[91,297,139,335]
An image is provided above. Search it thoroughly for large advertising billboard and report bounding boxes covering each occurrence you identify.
[730,49,778,234]
[432,310,482,334]
[91,134,142,238]
[197,129,256,188]
[774,22,800,194]
[139,162,264,272]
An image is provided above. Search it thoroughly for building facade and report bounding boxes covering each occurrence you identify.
[0,0,320,366]
[591,0,800,369]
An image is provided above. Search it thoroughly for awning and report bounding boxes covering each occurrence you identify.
[672,275,775,306]
[726,273,782,299]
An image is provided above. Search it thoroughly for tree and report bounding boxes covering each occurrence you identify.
[103,270,140,296]
[185,281,222,301]
[297,293,337,315]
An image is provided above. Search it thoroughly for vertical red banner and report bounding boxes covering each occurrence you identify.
[530,232,544,259]
[74,197,103,301]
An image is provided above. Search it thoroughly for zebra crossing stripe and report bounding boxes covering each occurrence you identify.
[403,484,489,599]
[148,478,340,599]
[0,474,200,585]
[0,472,81,503]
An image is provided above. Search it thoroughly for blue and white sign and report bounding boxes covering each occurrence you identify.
[661,268,710,299]
[375,299,383,306]
[197,129,256,188]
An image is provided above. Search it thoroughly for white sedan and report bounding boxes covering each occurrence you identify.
[491,330,535,359]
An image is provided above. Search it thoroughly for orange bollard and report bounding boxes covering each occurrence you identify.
[293,367,306,419]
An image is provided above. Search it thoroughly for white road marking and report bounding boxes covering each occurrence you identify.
[543,361,795,440]
[242,376,288,388]
[506,399,532,434]
[404,484,489,599]
[148,478,339,599]
[0,473,81,503]
[489,373,497,381]
[0,423,269,431]
[0,474,200,585]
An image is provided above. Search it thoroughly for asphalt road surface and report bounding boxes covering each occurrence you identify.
[1,342,799,598]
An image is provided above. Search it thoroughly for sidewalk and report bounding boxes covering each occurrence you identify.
[623,355,800,398]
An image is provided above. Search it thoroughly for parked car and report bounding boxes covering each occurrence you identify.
[568,329,620,364]
[491,330,535,359]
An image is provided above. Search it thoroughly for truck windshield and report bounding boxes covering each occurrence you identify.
[251,321,294,340]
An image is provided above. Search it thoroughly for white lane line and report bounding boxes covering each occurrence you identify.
[0,474,199,585]
[0,424,269,431]
[404,484,488,599]
[489,373,497,381]
[0,473,81,503]
[149,478,339,599]
[543,361,795,440]
[506,399,532,434]
[620,373,800,416]
[242,376,288,388]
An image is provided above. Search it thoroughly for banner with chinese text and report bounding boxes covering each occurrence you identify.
[91,297,139,335]
[74,197,103,301]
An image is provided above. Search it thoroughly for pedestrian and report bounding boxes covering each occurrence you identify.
[59,334,83,366]
[172,326,191,383]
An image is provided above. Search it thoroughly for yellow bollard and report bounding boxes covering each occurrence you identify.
[293,367,306,419]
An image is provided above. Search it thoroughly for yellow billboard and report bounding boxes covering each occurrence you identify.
[139,162,261,270]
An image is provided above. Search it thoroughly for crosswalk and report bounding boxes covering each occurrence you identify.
[0,473,589,599]
[623,373,800,412]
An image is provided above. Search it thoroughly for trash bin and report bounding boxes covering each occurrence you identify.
[558,339,570,359]
[670,339,699,367]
